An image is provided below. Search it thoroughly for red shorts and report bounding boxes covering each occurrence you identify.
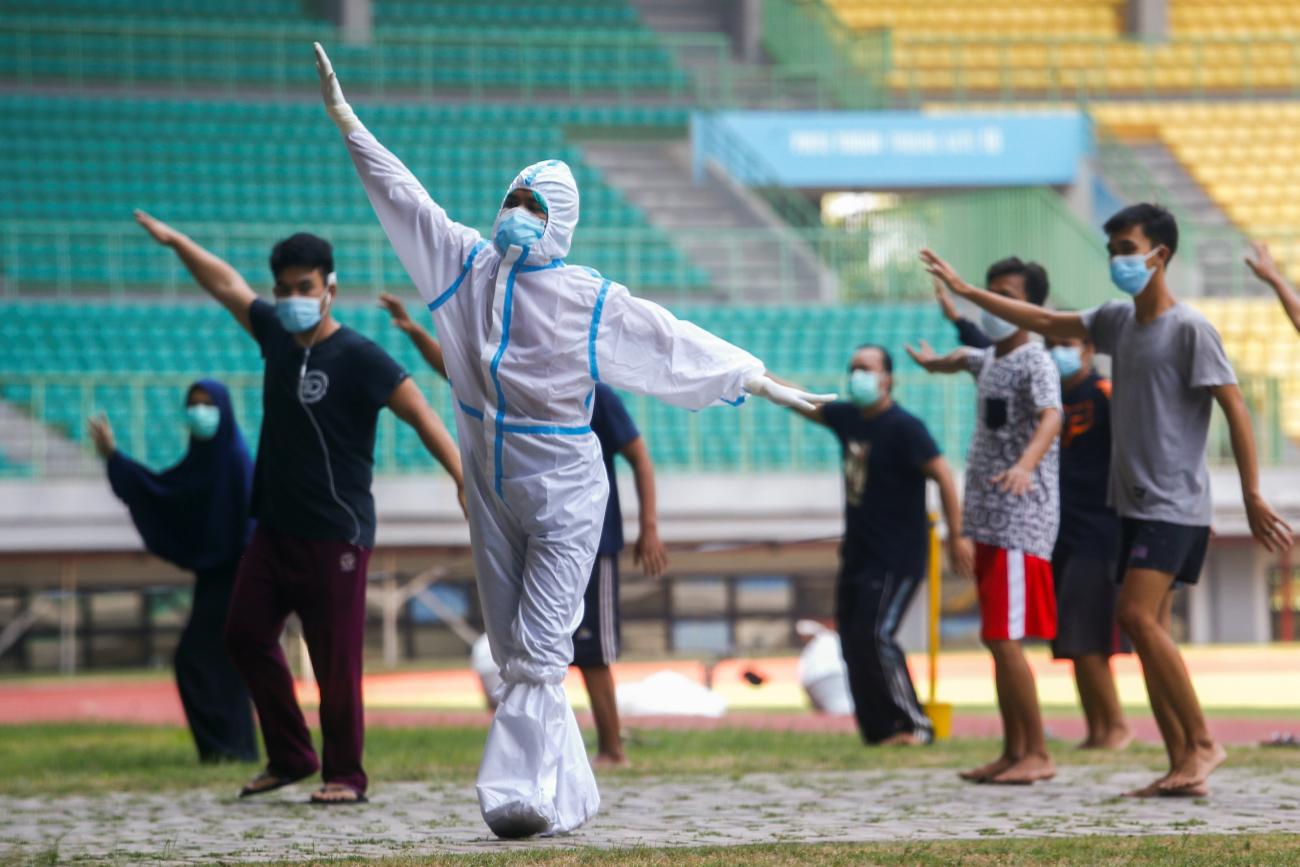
[975,543,1057,641]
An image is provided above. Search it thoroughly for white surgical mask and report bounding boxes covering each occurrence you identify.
[980,308,1020,343]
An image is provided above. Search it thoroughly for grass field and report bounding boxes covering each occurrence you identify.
[2,722,1300,866]
[6,721,1300,798]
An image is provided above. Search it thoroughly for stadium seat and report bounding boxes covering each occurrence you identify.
[0,302,974,477]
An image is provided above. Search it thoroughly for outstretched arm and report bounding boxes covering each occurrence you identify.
[1245,240,1300,335]
[134,210,257,336]
[921,248,1087,341]
[905,339,971,375]
[1212,384,1292,552]
[315,43,482,308]
[593,282,833,411]
[380,293,447,379]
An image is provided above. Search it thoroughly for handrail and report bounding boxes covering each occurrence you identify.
[0,369,1285,479]
[0,16,842,108]
[759,0,891,110]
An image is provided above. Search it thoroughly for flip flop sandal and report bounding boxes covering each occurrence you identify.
[310,786,369,805]
[238,768,315,799]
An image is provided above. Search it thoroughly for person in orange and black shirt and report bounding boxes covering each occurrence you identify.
[1045,334,1132,751]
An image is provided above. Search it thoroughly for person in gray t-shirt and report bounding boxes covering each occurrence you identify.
[919,204,1292,801]
[1081,300,1234,526]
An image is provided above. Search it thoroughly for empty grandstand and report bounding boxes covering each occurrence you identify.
[1,0,1297,676]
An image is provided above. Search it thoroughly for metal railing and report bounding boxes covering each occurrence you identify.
[0,16,845,109]
[840,186,1113,310]
[891,35,1300,105]
[759,0,891,110]
[0,368,1286,480]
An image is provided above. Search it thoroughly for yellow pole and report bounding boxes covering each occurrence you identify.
[928,512,940,705]
[924,511,952,739]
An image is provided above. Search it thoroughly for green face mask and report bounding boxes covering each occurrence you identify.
[847,369,881,408]
[186,404,220,440]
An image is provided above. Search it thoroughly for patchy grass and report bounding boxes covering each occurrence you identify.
[244,834,1300,866]
[3,723,1299,798]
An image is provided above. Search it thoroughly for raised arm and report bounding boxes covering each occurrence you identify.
[1245,240,1300,335]
[380,293,447,379]
[134,210,256,336]
[921,248,1087,341]
[905,339,971,375]
[315,43,482,307]
[1211,384,1292,552]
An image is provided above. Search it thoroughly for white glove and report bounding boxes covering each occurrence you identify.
[314,42,362,135]
[744,375,838,412]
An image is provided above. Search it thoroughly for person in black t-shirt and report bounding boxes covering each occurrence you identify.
[1045,334,1132,751]
[780,345,972,745]
[135,210,464,805]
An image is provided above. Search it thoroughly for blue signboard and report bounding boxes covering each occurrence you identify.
[692,111,1094,189]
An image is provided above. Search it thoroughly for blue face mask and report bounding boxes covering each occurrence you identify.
[1109,247,1162,297]
[186,404,220,440]
[847,369,882,408]
[276,295,324,333]
[980,308,1020,343]
[1051,346,1083,379]
[493,207,546,255]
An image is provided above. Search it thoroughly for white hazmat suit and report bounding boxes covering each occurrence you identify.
[314,43,833,838]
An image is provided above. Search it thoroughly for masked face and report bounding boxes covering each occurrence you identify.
[493,207,546,255]
[1109,246,1164,297]
[847,369,881,408]
[273,268,335,334]
[186,403,220,440]
[1050,345,1083,379]
[979,308,1020,343]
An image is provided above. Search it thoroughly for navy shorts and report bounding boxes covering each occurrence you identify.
[1118,518,1210,587]
[1051,556,1130,659]
[571,555,620,668]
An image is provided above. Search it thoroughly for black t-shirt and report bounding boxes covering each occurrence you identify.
[248,299,408,549]
[590,384,641,556]
[1055,371,1120,561]
[822,401,940,580]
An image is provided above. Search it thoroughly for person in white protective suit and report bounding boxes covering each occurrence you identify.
[313,43,835,838]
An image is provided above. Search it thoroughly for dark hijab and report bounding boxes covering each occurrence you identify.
[107,379,254,572]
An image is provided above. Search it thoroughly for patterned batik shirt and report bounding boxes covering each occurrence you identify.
[961,342,1062,560]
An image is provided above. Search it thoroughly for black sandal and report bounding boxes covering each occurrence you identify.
[238,767,315,799]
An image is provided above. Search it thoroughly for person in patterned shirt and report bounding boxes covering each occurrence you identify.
[908,256,1062,786]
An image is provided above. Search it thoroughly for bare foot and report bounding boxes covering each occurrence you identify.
[960,755,1015,782]
[593,753,630,770]
[1094,727,1134,751]
[1159,742,1226,791]
[1160,780,1210,798]
[988,753,1056,785]
[1122,777,1168,798]
[880,732,923,746]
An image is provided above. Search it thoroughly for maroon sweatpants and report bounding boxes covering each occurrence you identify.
[225,525,372,794]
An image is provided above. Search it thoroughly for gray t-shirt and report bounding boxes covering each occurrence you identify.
[961,342,1062,560]
[1081,300,1236,526]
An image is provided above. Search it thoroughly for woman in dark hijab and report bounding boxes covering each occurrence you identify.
[88,379,258,763]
